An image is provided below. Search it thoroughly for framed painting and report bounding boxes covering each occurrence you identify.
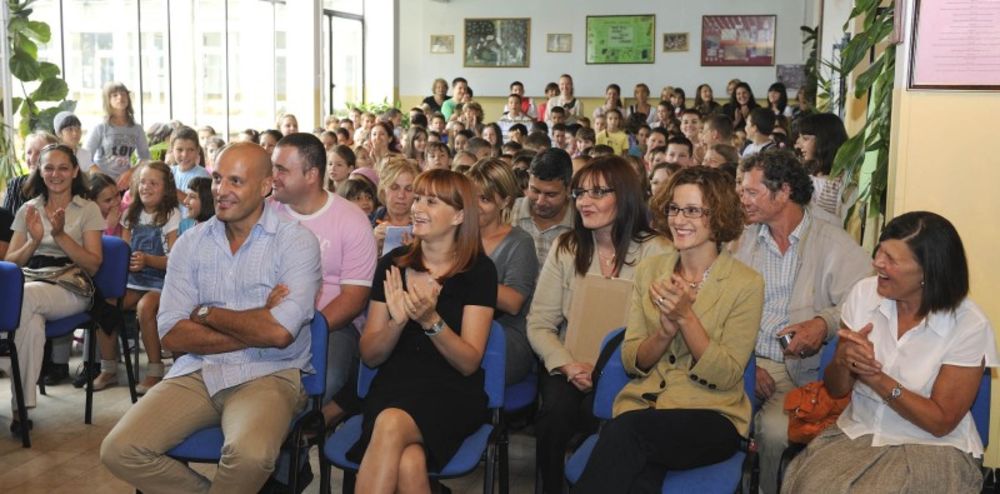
[430,35,454,54]
[663,32,689,52]
[547,33,572,53]
[464,18,530,67]
[701,15,776,66]
[585,15,656,64]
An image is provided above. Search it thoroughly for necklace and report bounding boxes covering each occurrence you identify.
[597,249,615,267]
[675,264,711,291]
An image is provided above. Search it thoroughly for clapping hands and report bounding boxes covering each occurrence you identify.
[837,323,882,384]
[383,266,442,329]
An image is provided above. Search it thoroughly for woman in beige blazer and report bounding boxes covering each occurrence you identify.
[527,156,669,494]
[574,166,764,493]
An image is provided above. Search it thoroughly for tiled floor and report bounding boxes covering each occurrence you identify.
[0,354,540,493]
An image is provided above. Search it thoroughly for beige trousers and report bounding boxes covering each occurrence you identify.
[101,368,306,494]
[755,357,796,494]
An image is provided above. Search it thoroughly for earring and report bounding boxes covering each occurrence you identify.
[920,280,925,286]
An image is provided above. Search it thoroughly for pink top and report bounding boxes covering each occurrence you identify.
[272,192,378,330]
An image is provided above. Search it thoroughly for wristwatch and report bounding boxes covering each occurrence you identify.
[885,382,903,403]
[195,305,212,325]
[424,318,446,336]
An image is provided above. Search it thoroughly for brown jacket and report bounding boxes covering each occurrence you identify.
[615,249,764,437]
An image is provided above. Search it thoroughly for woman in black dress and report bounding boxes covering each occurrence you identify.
[351,168,498,493]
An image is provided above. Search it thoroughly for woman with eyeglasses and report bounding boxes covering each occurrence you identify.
[574,166,764,493]
[527,155,669,494]
[4,144,105,435]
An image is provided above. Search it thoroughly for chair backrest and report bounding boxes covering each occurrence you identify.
[0,261,24,332]
[301,311,329,397]
[94,235,130,299]
[358,320,507,411]
[593,328,628,420]
[818,337,838,375]
[972,370,992,447]
[743,353,757,414]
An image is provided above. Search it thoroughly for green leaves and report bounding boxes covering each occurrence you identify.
[2,0,76,147]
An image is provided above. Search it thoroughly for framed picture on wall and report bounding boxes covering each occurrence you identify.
[663,33,689,52]
[701,15,776,66]
[585,15,656,64]
[547,33,572,53]
[464,18,530,68]
[430,35,454,54]
[909,0,1000,89]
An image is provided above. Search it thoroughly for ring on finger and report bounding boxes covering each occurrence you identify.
[851,361,857,368]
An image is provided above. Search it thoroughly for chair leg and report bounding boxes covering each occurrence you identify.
[85,326,97,424]
[8,340,31,448]
[119,328,138,403]
[342,471,356,494]
[484,441,497,494]
[498,427,510,494]
[319,451,331,494]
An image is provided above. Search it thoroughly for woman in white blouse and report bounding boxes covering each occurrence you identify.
[782,211,998,493]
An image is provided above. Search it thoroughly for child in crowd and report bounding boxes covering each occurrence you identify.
[424,141,452,170]
[595,108,628,155]
[403,126,429,169]
[277,113,299,135]
[90,161,180,394]
[353,145,373,169]
[53,111,94,172]
[665,135,695,167]
[679,109,704,163]
[651,100,674,130]
[452,129,473,154]
[204,136,225,172]
[327,144,357,192]
[592,113,606,134]
[670,87,687,117]
[168,127,210,235]
[85,81,151,188]
[320,130,338,152]
[260,129,282,155]
[88,173,124,238]
[182,176,215,228]
[574,127,596,158]
[536,82,559,123]
[337,177,380,226]
[741,107,776,159]
[197,125,216,148]
[508,124,528,145]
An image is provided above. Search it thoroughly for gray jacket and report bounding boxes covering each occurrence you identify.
[733,207,872,386]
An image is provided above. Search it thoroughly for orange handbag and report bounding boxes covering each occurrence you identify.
[783,381,852,444]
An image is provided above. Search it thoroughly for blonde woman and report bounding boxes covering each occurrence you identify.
[466,158,539,384]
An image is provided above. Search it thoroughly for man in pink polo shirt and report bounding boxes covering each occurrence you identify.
[270,133,377,426]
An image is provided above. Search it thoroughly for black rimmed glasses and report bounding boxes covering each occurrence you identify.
[570,187,616,200]
[666,204,711,219]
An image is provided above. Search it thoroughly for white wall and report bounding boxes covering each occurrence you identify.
[399,0,816,99]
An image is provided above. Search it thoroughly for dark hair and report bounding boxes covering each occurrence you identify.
[507,93,522,103]
[672,87,687,109]
[730,82,760,110]
[335,127,350,140]
[125,161,179,228]
[276,132,328,180]
[466,137,493,157]
[337,176,379,208]
[510,81,524,90]
[23,144,89,200]
[768,82,789,114]
[530,121,549,135]
[87,172,117,201]
[591,145,615,157]
[650,166,745,244]
[372,121,402,152]
[529,147,573,185]
[509,123,528,136]
[705,114,734,140]
[557,155,656,276]
[524,131,552,150]
[740,149,814,206]
[795,113,848,176]
[576,127,596,143]
[241,129,260,144]
[55,114,81,133]
[261,129,283,143]
[404,126,429,161]
[452,76,468,86]
[549,106,566,115]
[502,141,523,154]
[330,144,357,168]
[878,211,968,317]
[604,83,623,108]
[552,123,568,133]
[411,113,428,129]
[186,176,215,222]
[749,107,776,135]
[667,135,693,157]
[544,82,559,93]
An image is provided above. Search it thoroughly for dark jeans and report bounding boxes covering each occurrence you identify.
[573,408,740,494]
[536,373,598,494]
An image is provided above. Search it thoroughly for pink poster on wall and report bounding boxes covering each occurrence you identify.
[910,0,1000,89]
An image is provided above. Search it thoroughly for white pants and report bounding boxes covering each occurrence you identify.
[0,281,90,411]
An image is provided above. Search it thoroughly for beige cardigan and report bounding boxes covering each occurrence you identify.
[526,233,671,374]
[615,249,764,438]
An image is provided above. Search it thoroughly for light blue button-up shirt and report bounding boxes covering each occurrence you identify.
[752,211,811,362]
[157,203,321,396]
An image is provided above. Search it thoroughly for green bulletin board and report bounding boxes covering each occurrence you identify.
[586,15,656,64]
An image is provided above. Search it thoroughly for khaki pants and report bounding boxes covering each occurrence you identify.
[755,357,796,494]
[101,368,306,494]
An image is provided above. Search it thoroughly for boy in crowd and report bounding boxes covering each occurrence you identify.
[499,94,535,141]
[505,81,537,118]
[574,127,596,158]
[665,135,695,167]
[741,108,777,159]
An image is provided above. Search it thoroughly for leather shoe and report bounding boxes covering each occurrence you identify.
[43,363,70,385]
[10,418,33,436]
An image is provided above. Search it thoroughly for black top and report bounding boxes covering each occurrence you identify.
[0,207,13,243]
[422,96,444,114]
[350,246,498,468]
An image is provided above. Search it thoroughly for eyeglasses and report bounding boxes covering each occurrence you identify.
[666,205,711,219]
[570,187,615,200]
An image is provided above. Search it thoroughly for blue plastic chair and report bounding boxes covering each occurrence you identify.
[565,328,759,493]
[161,311,330,492]
[37,235,136,423]
[498,369,538,494]
[0,261,30,447]
[323,321,506,494]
